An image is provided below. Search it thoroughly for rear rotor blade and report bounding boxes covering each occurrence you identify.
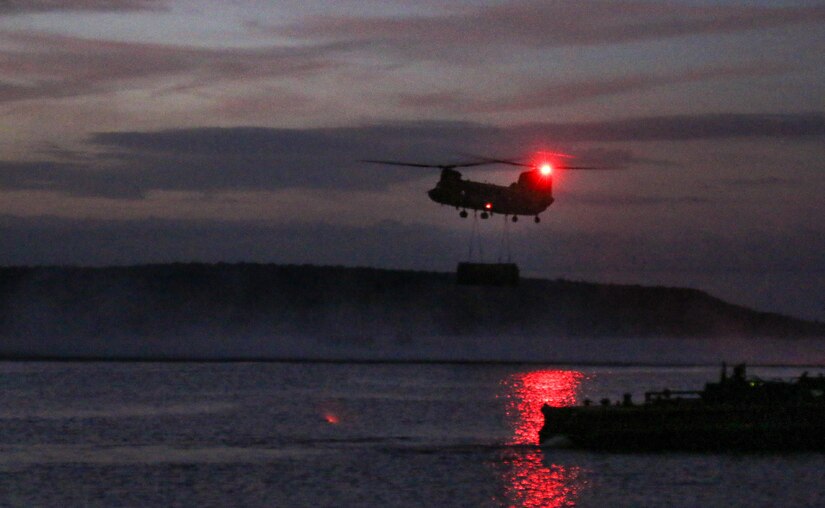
[556,166,621,170]
[476,159,618,170]
[536,150,575,159]
[455,154,619,171]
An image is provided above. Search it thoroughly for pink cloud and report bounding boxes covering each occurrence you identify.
[0,0,166,14]
[0,32,346,103]
[278,1,825,49]
[396,63,789,112]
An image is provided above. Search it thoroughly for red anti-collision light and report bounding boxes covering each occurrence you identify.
[485,202,493,209]
[539,163,553,176]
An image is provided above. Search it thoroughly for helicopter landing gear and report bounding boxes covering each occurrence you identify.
[512,215,518,223]
[534,216,541,223]
[459,210,468,218]
[480,212,489,219]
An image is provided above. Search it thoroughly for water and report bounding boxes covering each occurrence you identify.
[1,361,824,507]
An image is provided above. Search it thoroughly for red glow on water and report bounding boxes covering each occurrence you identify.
[503,451,585,508]
[504,370,582,445]
[499,370,585,507]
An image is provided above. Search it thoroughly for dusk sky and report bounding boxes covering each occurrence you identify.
[1,0,824,321]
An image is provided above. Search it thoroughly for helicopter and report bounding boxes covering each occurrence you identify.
[363,154,602,223]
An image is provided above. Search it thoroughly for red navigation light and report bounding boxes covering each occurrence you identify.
[485,202,493,210]
[324,413,340,424]
[539,163,553,176]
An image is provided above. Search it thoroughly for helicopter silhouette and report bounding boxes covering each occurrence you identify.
[363,154,603,223]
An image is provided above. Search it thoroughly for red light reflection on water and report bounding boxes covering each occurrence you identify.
[500,369,585,507]
[502,450,584,508]
[504,370,582,446]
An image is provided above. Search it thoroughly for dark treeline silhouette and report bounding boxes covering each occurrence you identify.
[1,264,823,358]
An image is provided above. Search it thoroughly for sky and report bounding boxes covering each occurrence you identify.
[0,0,824,321]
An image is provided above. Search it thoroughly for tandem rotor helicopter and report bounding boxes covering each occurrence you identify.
[363,153,605,223]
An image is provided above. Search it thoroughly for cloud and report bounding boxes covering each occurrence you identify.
[0,215,468,268]
[0,123,491,197]
[277,1,825,50]
[0,31,349,103]
[0,160,146,198]
[0,113,822,198]
[564,191,712,207]
[0,0,166,14]
[396,64,788,112]
[84,124,495,196]
[512,113,825,142]
[722,176,798,189]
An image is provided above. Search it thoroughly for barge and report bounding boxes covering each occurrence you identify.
[539,363,825,451]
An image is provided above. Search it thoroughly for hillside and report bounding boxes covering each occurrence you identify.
[1,264,823,360]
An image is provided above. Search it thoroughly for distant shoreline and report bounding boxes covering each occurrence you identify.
[2,263,823,363]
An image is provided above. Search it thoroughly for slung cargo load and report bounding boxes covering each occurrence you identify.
[456,262,519,287]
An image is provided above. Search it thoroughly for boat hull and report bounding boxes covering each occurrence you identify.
[540,404,825,451]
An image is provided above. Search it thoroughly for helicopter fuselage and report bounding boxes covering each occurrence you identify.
[427,168,554,218]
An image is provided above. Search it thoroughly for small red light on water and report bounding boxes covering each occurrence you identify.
[539,163,553,176]
[485,202,493,209]
[324,413,339,424]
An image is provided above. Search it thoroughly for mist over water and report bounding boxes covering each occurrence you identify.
[4,332,825,366]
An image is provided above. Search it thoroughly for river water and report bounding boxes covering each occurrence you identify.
[0,361,823,507]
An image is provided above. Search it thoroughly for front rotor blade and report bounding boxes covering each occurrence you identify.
[360,159,442,168]
[361,159,496,169]
[449,160,497,168]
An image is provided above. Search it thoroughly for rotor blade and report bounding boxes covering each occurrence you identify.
[360,159,496,169]
[462,155,534,168]
[448,160,498,168]
[536,150,575,159]
[458,151,621,170]
[556,166,621,170]
[476,158,617,169]
[477,160,617,170]
[360,159,442,168]
[490,159,534,168]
